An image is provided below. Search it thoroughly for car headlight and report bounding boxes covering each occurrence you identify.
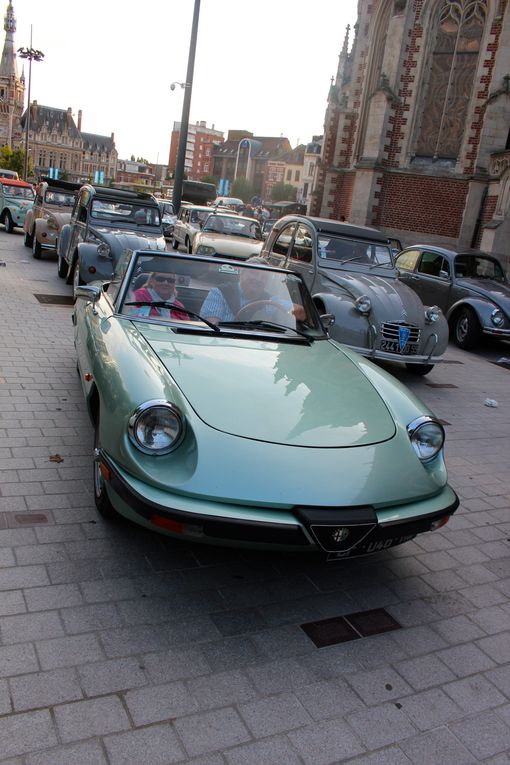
[97,243,110,257]
[128,400,185,455]
[355,295,371,314]
[425,305,440,323]
[196,245,216,256]
[407,416,445,462]
[491,308,504,327]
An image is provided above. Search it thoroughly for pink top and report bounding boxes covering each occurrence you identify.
[132,286,188,320]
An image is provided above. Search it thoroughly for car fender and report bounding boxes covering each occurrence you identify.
[312,291,371,347]
[446,296,499,327]
[24,207,35,233]
[77,241,113,284]
[58,223,72,262]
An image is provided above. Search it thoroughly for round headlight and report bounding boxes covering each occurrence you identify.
[128,400,185,455]
[491,308,504,327]
[407,416,445,462]
[196,245,216,256]
[355,295,371,314]
[97,243,110,257]
[425,305,440,323]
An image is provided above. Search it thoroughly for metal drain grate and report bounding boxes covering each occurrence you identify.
[424,383,458,389]
[301,608,401,647]
[34,294,74,306]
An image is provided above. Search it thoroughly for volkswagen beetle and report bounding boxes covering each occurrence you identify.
[261,215,449,375]
[73,250,458,559]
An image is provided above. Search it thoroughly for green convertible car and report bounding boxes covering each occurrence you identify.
[73,250,459,559]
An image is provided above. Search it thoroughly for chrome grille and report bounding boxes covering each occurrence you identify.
[381,322,421,342]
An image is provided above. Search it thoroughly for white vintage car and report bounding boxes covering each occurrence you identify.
[192,212,264,261]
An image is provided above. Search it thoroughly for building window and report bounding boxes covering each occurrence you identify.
[286,169,292,181]
[415,0,486,160]
[295,170,300,181]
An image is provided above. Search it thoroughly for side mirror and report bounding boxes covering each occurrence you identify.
[320,313,335,328]
[75,285,101,304]
[439,269,449,279]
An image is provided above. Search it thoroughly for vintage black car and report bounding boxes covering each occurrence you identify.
[396,246,510,349]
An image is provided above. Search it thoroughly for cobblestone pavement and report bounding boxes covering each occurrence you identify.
[0,230,509,765]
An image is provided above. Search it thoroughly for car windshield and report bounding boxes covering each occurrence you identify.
[44,190,75,206]
[203,215,262,240]
[90,199,161,227]
[117,253,324,338]
[317,235,393,266]
[158,201,174,216]
[454,255,506,282]
[3,185,34,200]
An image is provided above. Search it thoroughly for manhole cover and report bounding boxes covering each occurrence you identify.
[34,294,74,305]
[344,608,401,637]
[301,608,401,647]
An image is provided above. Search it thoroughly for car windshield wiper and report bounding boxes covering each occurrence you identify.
[123,301,220,332]
[369,261,395,269]
[218,319,310,338]
[339,256,365,264]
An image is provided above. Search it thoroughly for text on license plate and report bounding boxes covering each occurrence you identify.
[380,340,419,355]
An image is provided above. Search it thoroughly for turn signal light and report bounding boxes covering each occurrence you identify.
[430,515,450,531]
[99,462,111,481]
[150,515,184,533]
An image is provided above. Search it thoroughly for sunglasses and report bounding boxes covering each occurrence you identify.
[154,275,176,284]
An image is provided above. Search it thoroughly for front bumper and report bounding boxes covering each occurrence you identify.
[482,326,510,339]
[348,344,444,366]
[98,449,459,557]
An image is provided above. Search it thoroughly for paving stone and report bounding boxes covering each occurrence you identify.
[174,708,251,757]
[0,564,49,590]
[9,667,84,712]
[295,678,365,719]
[346,667,413,704]
[449,710,510,759]
[0,610,64,643]
[399,726,476,764]
[0,644,39,678]
[477,632,510,664]
[444,674,506,713]
[343,747,414,765]
[24,740,108,765]
[60,602,123,634]
[24,583,84,611]
[78,656,148,697]
[238,692,312,737]
[0,710,57,758]
[54,695,130,742]
[437,642,497,676]
[187,669,257,709]
[431,614,486,644]
[395,654,456,691]
[225,735,302,765]
[124,680,199,725]
[287,717,365,764]
[347,702,418,748]
[398,687,463,731]
[36,633,104,670]
[200,636,261,672]
[143,647,211,683]
[99,624,169,658]
[104,724,185,765]
[0,590,26,616]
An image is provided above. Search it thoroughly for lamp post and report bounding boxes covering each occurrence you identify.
[172,0,200,214]
[18,28,44,181]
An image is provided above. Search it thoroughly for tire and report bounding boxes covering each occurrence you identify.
[186,237,192,254]
[24,228,33,247]
[3,211,14,234]
[93,419,118,520]
[57,254,67,278]
[32,235,42,259]
[72,259,83,300]
[171,237,179,250]
[453,307,481,350]
[406,363,434,376]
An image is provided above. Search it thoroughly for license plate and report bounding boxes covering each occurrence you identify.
[326,534,415,561]
[380,340,419,355]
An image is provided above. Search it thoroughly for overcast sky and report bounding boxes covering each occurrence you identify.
[13,0,357,164]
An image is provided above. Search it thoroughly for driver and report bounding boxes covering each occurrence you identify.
[200,257,305,324]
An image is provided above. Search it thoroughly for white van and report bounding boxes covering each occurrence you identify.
[0,168,19,180]
[213,196,243,210]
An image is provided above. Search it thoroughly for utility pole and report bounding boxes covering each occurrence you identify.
[18,27,44,181]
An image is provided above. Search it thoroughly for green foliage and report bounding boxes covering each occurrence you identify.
[270,182,297,202]
[136,157,149,164]
[200,175,216,185]
[231,178,253,202]
[0,146,31,177]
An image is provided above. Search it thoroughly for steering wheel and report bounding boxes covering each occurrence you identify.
[235,300,290,322]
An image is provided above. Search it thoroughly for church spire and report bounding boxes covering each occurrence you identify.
[0,1,19,79]
[336,24,350,85]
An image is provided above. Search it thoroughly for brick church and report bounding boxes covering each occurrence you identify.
[311,0,510,263]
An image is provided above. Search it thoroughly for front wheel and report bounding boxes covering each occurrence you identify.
[24,228,33,247]
[171,237,179,250]
[32,235,42,259]
[406,363,434,376]
[93,420,118,520]
[453,307,481,350]
[57,254,67,278]
[3,211,14,234]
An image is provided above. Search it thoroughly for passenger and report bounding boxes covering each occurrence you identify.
[201,257,306,324]
[131,272,188,320]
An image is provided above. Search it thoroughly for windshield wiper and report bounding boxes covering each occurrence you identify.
[369,261,395,269]
[124,301,220,332]
[218,319,310,338]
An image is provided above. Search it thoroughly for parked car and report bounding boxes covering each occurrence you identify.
[73,249,458,556]
[171,204,213,253]
[156,199,176,240]
[23,177,81,259]
[57,185,165,290]
[0,168,19,179]
[192,212,264,260]
[261,218,277,240]
[213,196,244,210]
[262,215,449,375]
[0,179,35,233]
[395,245,510,349]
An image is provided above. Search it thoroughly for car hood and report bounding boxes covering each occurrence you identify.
[196,232,263,259]
[322,269,428,320]
[47,211,72,228]
[93,226,166,250]
[135,328,396,447]
[458,278,510,310]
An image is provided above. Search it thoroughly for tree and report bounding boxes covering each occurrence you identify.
[0,146,31,177]
[136,157,149,165]
[231,178,253,202]
[270,182,296,202]
[200,175,216,185]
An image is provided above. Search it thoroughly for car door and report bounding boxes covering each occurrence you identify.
[413,251,452,311]
[174,208,188,244]
[286,223,316,291]
[266,222,297,269]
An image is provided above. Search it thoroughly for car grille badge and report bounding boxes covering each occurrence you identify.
[398,326,411,351]
[332,527,350,543]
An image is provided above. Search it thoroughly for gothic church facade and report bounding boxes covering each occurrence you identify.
[312,0,510,262]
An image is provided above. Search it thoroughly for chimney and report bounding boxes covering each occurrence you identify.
[67,107,72,128]
[78,109,82,131]
[111,132,114,143]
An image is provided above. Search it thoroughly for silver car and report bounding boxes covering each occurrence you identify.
[262,215,449,375]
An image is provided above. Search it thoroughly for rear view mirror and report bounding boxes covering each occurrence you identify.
[439,270,449,279]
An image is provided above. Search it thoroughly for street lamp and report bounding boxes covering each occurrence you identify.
[18,29,44,181]
[172,0,201,213]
